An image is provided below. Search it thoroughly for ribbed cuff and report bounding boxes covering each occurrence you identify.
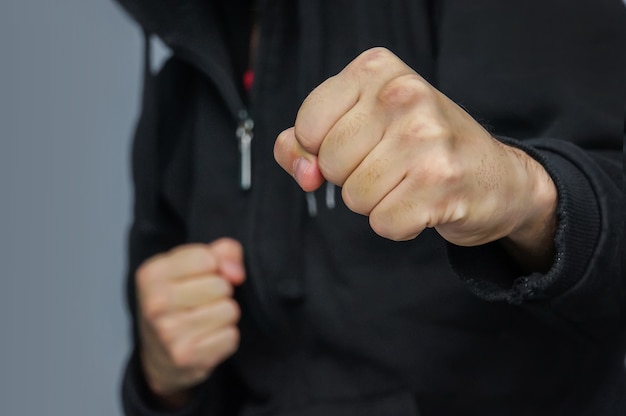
[448,137,601,304]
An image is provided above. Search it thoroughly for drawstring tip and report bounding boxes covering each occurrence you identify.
[306,183,336,217]
[325,182,336,209]
[306,192,318,217]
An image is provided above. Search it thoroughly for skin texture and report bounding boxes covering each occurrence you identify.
[274,48,557,270]
[136,239,245,408]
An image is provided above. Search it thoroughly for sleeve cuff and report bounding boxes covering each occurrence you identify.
[447,137,602,304]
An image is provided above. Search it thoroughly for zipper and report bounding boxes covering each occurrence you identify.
[167,26,255,192]
[178,55,254,190]
[236,110,254,190]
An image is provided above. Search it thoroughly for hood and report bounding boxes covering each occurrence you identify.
[114,0,243,117]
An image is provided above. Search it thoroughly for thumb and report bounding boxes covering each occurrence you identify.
[209,238,246,286]
[274,127,325,192]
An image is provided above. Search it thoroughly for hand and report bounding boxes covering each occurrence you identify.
[275,48,556,266]
[135,239,245,407]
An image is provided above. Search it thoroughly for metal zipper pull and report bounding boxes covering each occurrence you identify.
[236,111,254,190]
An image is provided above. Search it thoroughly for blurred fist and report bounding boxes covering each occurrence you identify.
[135,238,245,404]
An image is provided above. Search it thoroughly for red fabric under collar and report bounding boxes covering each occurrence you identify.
[243,69,254,93]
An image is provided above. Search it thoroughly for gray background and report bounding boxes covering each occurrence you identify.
[1,2,625,416]
[0,1,155,415]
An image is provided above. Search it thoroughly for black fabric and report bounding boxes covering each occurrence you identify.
[114,0,626,415]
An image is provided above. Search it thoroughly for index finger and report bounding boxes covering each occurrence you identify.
[274,127,325,192]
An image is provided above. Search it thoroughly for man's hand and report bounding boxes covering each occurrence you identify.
[136,239,245,408]
[275,48,556,267]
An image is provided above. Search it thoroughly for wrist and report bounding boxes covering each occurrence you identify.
[140,351,194,410]
[502,145,558,272]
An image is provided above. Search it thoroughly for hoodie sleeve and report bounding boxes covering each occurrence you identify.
[447,136,624,339]
[437,0,625,338]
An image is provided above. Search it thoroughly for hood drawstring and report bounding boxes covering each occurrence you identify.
[325,182,336,209]
[306,182,336,217]
[306,192,318,217]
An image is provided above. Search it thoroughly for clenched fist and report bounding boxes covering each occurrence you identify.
[275,48,556,268]
[135,239,245,407]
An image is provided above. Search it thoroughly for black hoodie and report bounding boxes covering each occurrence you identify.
[115,1,626,415]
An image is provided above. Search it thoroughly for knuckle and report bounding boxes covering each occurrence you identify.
[293,121,318,153]
[222,327,241,351]
[221,238,244,257]
[214,278,234,298]
[211,237,244,262]
[399,117,452,151]
[222,299,241,323]
[170,342,194,368]
[411,153,461,188]
[275,127,290,146]
[344,157,391,214]
[369,210,394,240]
[141,290,169,320]
[168,343,191,368]
[153,318,177,345]
[420,122,452,143]
[316,157,343,186]
[203,328,240,370]
[438,156,462,186]
[369,201,419,241]
[323,112,366,152]
[378,74,431,108]
[341,182,369,216]
[187,246,215,270]
[353,47,395,75]
[274,129,293,164]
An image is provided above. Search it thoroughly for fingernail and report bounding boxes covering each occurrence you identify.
[293,157,310,185]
